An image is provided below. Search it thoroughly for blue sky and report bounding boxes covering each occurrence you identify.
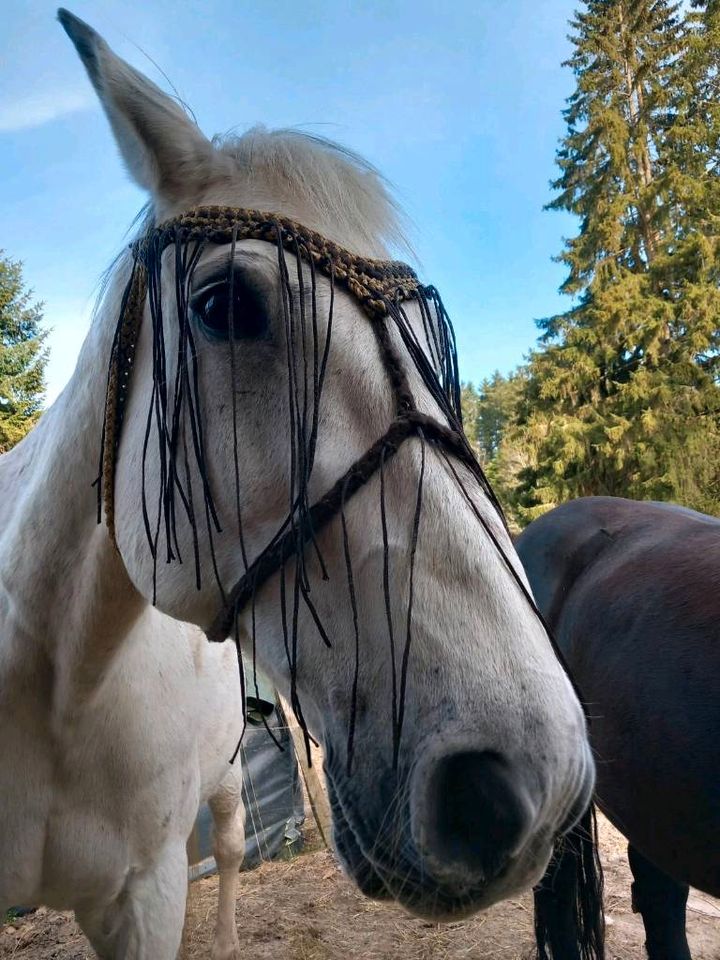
[2,0,579,404]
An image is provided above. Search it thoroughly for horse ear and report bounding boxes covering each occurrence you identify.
[58,8,217,205]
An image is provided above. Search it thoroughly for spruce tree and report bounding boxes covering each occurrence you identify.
[0,253,48,452]
[461,382,482,457]
[514,0,720,518]
[475,372,526,463]
[462,374,525,464]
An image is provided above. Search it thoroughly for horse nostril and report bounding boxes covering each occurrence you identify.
[422,750,534,881]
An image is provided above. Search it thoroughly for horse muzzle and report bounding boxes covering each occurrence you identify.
[324,732,594,920]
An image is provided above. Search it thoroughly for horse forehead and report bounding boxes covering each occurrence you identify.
[158,187,388,258]
[189,238,280,277]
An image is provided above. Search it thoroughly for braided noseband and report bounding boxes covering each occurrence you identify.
[98,205,497,643]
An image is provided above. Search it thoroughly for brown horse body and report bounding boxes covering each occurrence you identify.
[517,497,720,960]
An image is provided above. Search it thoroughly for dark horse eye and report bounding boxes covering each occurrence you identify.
[191,280,268,341]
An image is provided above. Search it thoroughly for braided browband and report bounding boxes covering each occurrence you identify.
[135,206,422,316]
[100,206,426,541]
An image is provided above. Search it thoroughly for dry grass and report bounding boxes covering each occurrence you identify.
[2,817,718,960]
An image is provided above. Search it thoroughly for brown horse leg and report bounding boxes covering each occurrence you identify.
[628,844,691,960]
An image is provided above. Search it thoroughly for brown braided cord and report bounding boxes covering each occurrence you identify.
[101,261,147,541]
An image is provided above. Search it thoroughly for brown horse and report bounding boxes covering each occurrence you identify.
[518,497,720,960]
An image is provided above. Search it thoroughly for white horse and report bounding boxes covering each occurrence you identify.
[0,8,596,959]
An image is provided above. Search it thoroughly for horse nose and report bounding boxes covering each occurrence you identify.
[415,750,535,882]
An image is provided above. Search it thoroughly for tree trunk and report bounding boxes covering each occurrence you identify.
[618,0,658,264]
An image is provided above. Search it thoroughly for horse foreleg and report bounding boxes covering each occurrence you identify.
[208,770,245,960]
[628,844,691,960]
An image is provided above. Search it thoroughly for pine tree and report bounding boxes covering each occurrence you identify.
[461,382,482,457]
[513,0,720,518]
[474,372,526,462]
[470,372,531,531]
[462,374,525,464]
[0,253,48,452]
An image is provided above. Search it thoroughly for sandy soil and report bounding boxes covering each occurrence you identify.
[1,817,718,960]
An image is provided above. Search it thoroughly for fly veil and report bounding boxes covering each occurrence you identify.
[95,202,604,959]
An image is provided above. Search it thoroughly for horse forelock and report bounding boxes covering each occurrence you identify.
[211,127,410,258]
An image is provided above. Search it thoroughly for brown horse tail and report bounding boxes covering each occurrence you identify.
[533,804,605,960]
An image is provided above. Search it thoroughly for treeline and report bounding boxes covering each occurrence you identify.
[0,253,46,453]
[464,0,720,529]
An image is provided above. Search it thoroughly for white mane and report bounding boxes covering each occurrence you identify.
[213,127,410,255]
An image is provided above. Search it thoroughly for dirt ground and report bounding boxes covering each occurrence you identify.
[1,816,718,960]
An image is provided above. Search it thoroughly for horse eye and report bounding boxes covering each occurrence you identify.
[191,281,269,341]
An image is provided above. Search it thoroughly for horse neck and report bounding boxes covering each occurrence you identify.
[0,284,147,718]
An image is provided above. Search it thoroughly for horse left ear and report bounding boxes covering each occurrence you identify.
[58,8,222,207]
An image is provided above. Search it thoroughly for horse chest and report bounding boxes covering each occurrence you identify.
[0,644,202,911]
